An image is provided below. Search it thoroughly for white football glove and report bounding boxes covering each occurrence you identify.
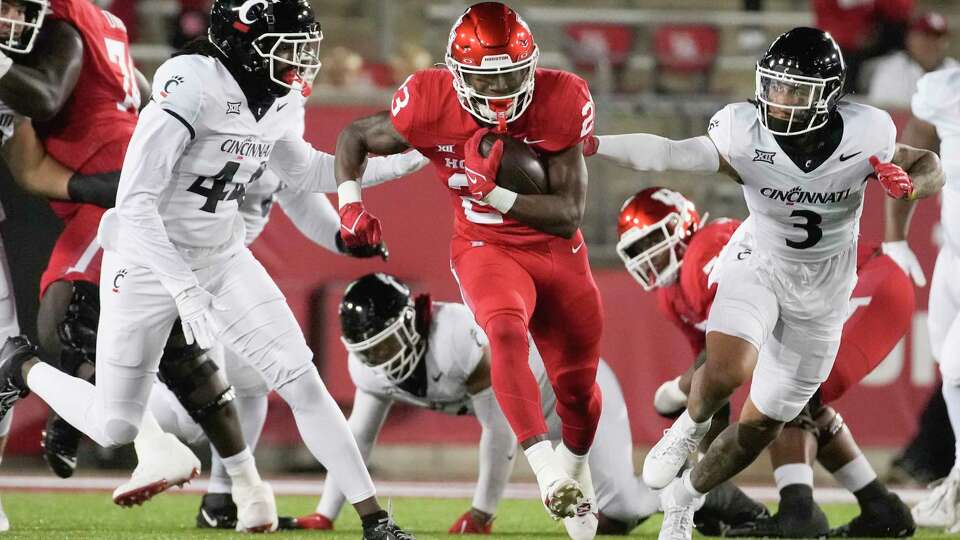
[174,286,227,349]
[362,151,430,184]
[881,240,926,287]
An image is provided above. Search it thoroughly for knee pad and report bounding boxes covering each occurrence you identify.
[57,281,99,378]
[813,405,845,447]
[158,324,235,424]
[785,401,819,435]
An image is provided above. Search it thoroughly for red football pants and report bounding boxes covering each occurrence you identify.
[820,253,916,403]
[451,231,603,453]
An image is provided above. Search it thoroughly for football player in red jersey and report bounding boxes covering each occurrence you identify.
[333,2,602,537]
[616,187,916,538]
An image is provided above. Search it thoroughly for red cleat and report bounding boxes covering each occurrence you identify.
[295,512,334,530]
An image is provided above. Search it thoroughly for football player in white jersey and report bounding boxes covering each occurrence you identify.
[288,274,767,537]
[586,27,944,540]
[898,67,960,531]
[0,0,421,538]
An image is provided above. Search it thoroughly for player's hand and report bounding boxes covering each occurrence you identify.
[882,240,927,287]
[870,156,915,200]
[464,128,502,200]
[335,231,389,261]
[339,202,382,249]
[582,135,599,157]
[449,509,494,534]
[174,286,227,350]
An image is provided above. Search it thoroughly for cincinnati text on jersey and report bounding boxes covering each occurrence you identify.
[220,138,274,159]
[760,185,853,206]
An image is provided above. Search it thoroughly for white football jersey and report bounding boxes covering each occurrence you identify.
[913,67,960,252]
[239,170,283,246]
[348,302,549,415]
[139,54,305,252]
[708,102,896,262]
[0,99,14,222]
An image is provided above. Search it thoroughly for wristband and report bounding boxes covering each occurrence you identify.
[482,186,518,214]
[337,180,362,209]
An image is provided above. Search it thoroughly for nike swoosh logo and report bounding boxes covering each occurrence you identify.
[431,372,442,382]
[523,137,545,144]
[838,152,862,162]
[572,241,585,253]
[200,508,219,528]
[277,102,288,112]
[54,454,78,468]
[340,211,365,235]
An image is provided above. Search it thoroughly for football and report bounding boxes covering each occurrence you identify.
[479,132,550,195]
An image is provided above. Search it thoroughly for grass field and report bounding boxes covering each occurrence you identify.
[0,492,955,540]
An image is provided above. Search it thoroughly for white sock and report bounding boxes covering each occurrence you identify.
[773,463,814,491]
[524,440,559,480]
[207,393,268,495]
[669,469,705,507]
[556,442,588,478]
[207,450,232,495]
[26,363,110,446]
[276,372,375,503]
[221,447,261,489]
[677,409,711,434]
[832,455,876,493]
[944,383,960,463]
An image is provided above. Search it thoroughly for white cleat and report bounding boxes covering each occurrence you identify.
[642,416,709,489]
[112,433,201,507]
[912,466,960,529]
[541,477,584,521]
[556,444,597,540]
[0,495,9,532]
[658,475,704,540]
[233,481,278,533]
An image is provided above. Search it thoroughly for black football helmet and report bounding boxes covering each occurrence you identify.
[755,27,846,136]
[339,273,426,384]
[0,0,48,54]
[208,0,322,97]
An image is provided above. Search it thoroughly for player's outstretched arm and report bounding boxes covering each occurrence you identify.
[889,143,944,200]
[335,111,412,186]
[0,20,82,121]
[3,119,120,207]
[316,389,393,523]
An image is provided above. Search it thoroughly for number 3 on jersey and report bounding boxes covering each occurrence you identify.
[786,209,822,249]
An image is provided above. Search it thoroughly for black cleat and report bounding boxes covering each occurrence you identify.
[726,505,830,538]
[196,493,238,529]
[829,493,915,538]
[363,518,416,540]
[695,480,771,536]
[42,413,82,479]
[0,336,38,421]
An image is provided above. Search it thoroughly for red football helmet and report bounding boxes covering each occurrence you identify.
[445,2,539,126]
[617,187,702,291]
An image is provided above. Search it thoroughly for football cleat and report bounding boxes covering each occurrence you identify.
[659,474,704,540]
[643,416,710,489]
[0,495,9,532]
[41,413,82,479]
[294,512,334,530]
[362,517,416,540]
[0,336,38,422]
[541,477,585,521]
[233,481,278,532]
[830,492,915,537]
[196,493,237,529]
[112,433,200,507]
[448,510,492,534]
[912,467,960,529]
[694,480,770,536]
[726,505,829,538]
[556,444,597,540]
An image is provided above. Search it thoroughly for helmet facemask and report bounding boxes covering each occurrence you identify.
[755,65,842,136]
[252,27,323,97]
[446,47,538,126]
[341,305,426,384]
[617,213,689,291]
[0,0,47,55]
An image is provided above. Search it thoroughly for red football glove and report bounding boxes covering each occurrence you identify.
[339,202,382,248]
[870,155,914,200]
[294,512,334,530]
[464,128,503,201]
[449,510,493,534]
[582,135,599,157]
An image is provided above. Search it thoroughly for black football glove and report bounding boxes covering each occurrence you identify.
[335,231,389,261]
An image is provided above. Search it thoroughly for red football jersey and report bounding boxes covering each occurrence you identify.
[390,68,595,246]
[657,219,889,356]
[34,0,140,219]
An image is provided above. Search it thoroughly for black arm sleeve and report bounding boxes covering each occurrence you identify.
[67,171,120,208]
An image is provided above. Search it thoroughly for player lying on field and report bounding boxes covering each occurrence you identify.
[581,27,942,540]
[605,186,916,538]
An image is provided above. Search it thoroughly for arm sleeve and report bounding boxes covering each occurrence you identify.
[470,387,518,515]
[112,102,198,297]
[594,134,720,172]
[315,389,393,521]
[360,151,428,186]
[275,187,340,253]
[706,105,735,162]
[267,136,339,193]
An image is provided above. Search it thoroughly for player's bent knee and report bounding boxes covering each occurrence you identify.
[813,405,845,447]
[158,326,236,424]
[103,418,140,447]
[483,314,529,354]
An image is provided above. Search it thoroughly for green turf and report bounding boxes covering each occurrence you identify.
[0,492,954,539]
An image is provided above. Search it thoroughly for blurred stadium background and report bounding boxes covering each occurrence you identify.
[1,0,955,485]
